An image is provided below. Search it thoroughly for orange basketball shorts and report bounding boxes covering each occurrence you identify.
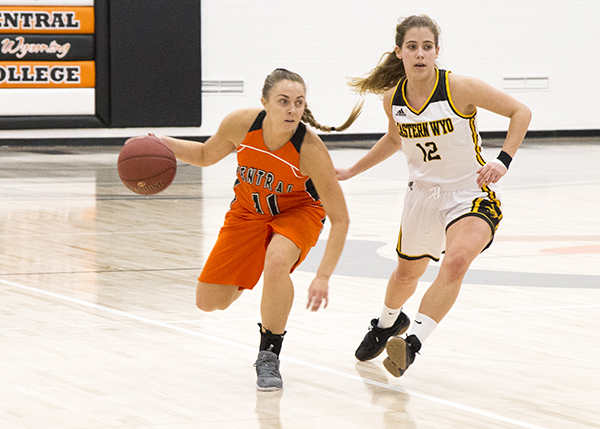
[198,203,326,290]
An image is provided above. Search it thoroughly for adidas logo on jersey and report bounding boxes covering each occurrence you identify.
[395,108,407,117]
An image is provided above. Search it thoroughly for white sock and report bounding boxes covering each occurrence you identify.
[377,305,401,329]
[407,313,438,344]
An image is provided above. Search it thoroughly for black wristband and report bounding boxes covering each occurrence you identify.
[496,150,512,169]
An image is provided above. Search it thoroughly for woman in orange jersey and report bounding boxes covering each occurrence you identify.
[336,15,531,378]
[138,68,362,391]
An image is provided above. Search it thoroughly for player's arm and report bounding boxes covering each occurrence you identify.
[336,88,402,180]
[449,74,531,186]
[300,132,350,311]
[157,109,260,167]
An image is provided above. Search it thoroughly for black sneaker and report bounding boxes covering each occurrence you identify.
[383,334,421,377]
[355,312,410,361]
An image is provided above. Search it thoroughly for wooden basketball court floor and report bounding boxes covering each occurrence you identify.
[0,139,598,429]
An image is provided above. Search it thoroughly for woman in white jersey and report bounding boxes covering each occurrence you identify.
[336,15,531,377]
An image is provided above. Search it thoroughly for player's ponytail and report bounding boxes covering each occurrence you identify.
[348,52,406,95]
[301,99,364,133]
[262,68,363,133]
[349,14,441,95]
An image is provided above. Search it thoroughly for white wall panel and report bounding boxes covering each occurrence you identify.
[198,0,600,136]
[0,0,598,138]
[0,88,94,115]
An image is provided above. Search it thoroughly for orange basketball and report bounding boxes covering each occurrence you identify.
[117,135,177,195]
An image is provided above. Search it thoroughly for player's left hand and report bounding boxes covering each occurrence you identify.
[334,167,354,181]
[307,276,329,311]
[476,161,507,187]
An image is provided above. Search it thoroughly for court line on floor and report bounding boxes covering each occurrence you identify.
[2,278,548,429]
[162,302,600,325]
[453,303,600,313]
[0,229,206,238]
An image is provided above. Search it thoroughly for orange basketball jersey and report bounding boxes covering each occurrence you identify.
[232,110,324,216]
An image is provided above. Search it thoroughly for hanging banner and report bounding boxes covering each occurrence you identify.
[1,1,94,5]
[0,34,94,60]
[0,3,96,115]
[0,60,95,88]
[0,6,94,34]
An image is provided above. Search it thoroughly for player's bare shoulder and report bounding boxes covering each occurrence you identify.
[221,108,262,130]
[447,73,480,116]
[218,108,263,146]
[299,127,333,176]
[301,126,328,153]
[447,72,478,92]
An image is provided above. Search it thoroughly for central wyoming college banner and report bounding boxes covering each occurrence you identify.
[0,4,95,116]
[0,0,202,130]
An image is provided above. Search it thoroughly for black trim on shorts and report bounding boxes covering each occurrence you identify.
[396,251,440,262]
[446,212,496,252]
[396,225,441,262]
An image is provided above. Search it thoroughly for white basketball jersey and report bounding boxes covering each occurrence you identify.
[391,69,487,190]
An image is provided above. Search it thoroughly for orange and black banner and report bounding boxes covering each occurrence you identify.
[0,34,94,60]
[0,5,95,89]
[0,7,94,34]
[0,60,95,88]
[0,0,202,132]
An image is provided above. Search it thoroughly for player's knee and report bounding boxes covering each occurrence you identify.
[195,294,219,312]
[263,255,295,280]
[388,274,418,296]
[391,264,424,289]
[264,234,300,279]
[196,284,235,312]
[440,254,471,281]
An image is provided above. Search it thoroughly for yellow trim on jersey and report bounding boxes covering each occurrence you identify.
[445,70,476,119]
[481,185,502,208]
[470,117,486,166]
[402,68,440,115]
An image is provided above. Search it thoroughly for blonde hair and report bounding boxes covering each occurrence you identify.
[349,15,441,95]
[262,68,363,132]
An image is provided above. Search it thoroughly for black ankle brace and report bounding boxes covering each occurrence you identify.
[258,323,286,356]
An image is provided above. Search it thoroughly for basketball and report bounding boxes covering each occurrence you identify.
[117,135,177,195]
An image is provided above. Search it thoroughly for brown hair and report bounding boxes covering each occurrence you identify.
[349,15,441,95]
[262,68,363,132]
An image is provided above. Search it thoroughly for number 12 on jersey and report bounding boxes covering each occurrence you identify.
[416,141,442,162]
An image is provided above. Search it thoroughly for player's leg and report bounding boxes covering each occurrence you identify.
[418,215,492,322]
[196,209,267,311]
[261,233,301,335]
[355,256,428,361]
[196,282,243,311]
[255,232,301,391]
[356,181,439,362]
[384,215,492,377]
[384,256,430,310]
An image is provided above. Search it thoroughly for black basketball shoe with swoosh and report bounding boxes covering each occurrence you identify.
[355,312,410,361]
